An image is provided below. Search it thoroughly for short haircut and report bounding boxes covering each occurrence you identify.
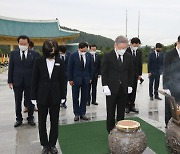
[29,41,34,48]
[42,40,58,58]
[58,45,67,53]
[17,35,30,43]
[90,44,97,49]
[131,37,141,44]
[115,36,128,44]
[178,35,180,42]
[155,43,163,48]
[78,42,88,49]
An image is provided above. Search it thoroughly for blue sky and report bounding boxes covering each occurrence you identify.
[0,0,179,46]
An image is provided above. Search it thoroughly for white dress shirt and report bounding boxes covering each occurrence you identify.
[176,47,180,58]
[46,59,55,78]
[155,50,159,58]
[78,51,86,67]
[20,49,28,59]
[130,47,137,56]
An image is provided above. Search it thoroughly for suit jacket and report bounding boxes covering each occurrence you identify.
[126,47,142,77]
[148,51,164,75]
[8,49,39,87]
[163,48,180,94]
[68,51,93,85]
[91,53,101,77]
[101,50,134,94]
[31,57,66,105]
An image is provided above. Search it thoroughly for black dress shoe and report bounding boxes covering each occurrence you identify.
[130,107,139,113]
[14,121,22,127]
[42,146,49,154]
[125,108,130,113]
[28,120,36,126]
[155,96,162,100]
[150,97,154,100]
[92,102,98,105]
[74,116,79,121]
[50,146,58,154]
[80,115,89,121]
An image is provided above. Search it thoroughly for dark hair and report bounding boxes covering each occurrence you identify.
[78,42,88,49]
[17,35,30,43]
[155,43,163,48]
[42,40,58,58]
[131,37,141,44]
[174,42,177,47]
[29,41,34,48]
[178,36,180,42]
[90,44,97,49]
[58,45,67,53]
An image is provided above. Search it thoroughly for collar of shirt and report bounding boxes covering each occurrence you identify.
[114,49,123,62]
[46,58,55,78]
[176,47,180,58]
[78,51,86,66]
[20,49,28,59]
[130,46,137,56]
[155,50,159,56]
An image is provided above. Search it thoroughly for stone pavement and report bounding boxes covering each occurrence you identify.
[0,70,166,154]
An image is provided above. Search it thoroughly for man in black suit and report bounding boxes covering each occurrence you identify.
[148,43,164,100]
[125,37,142,113]
[68,42,93,121]
[58,45,71,109]
[163,36,180,126]
[8,35,39,127]
[87,44,101,106]
[101,36,134,133]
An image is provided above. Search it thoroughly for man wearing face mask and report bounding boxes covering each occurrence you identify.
[58,45,71,109]
[163,36,180,127]
[87,44,101,106]
[148,43,164,100]
[68,42,93,121]
[101,36,134,133]
[125,37,142,114]
[8,35,39,127]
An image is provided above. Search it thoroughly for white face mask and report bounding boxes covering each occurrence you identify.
[90,51,96,55]
[60,53,65,56]
[132,46,138,51]
[116,49,126,56]
[19,45,28,51]
[80,52,86,56]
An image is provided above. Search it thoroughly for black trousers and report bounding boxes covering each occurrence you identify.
[149,74,160,97]
[13,85,34,122]
[88,75,98,103]
[37,94,60,147]
[106,85,128,133]
[127,76,138,109]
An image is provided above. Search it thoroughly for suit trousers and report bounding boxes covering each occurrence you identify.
[106,84,128,133]
[127,76,138,108]
[88,75,98,103]
[13,85,34,122]
[72,79,89,116]
[149,74,160,97]
[37,93,60,146]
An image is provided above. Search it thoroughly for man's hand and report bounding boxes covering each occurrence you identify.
[8,83,13,89]
[69,81,74,86]
[148,73,152,77]
[138,76,141,80]
[103,86,111,96]
[128,87,133,94]
[90,80,92,84]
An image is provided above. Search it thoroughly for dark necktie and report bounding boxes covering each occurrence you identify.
[119,55,122,65]
[81,55,84,69]
[61,55,64,61]
[133,50,136,57]
[22,51,25,63]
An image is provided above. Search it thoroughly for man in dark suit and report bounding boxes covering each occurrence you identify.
[58,45,71,109]
[68,42,93,121]
[87,44,101,106]
[148,43,164,100]
[8,35,39,127]
[125,37,142,113]
[163,36,180,126]
[101,36,134,133]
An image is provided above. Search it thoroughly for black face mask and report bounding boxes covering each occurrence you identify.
[156,50,161,52]
[49,53,55,58]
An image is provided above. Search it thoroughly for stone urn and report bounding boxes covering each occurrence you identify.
[159,90,180,154]
[108,120,147,154]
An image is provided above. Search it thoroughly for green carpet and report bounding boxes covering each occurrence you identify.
[58,117,169,154]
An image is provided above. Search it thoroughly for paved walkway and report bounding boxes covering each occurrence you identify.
[0,70,166,154]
